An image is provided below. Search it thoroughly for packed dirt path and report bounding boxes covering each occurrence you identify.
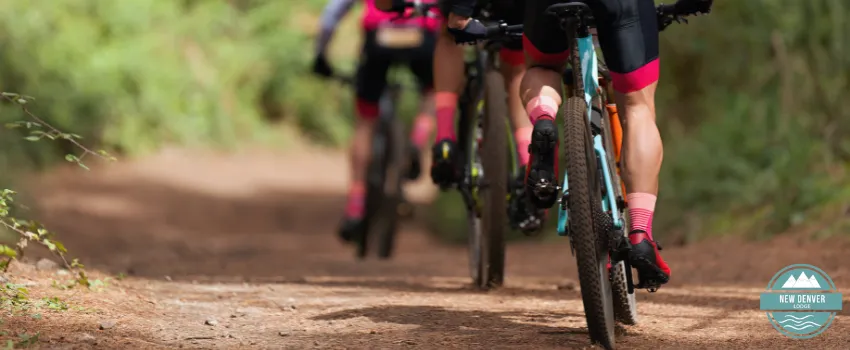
[7,146,850,349]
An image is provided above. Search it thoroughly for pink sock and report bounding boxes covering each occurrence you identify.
[514,126,533,166]
[627,193,657,242]
[410,113,434,148]
[435,92,458,141]
[345,182,366,219]
[525,96,559,124]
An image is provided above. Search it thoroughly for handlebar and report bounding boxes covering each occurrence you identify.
[656,0,712,31]
[457,0,709,44]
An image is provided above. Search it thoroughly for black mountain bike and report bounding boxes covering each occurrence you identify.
[328,75,410,260]
[449,16,526,290]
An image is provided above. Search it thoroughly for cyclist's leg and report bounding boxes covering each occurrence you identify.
[520,0,570,209]
[491,1,532,168]
[430,1,468,186]
[340,30,391,239]
[406,30,439,180]
[592,0,669,285]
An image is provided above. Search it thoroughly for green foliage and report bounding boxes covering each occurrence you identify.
[654,0,850,241]
[0,0,358,171]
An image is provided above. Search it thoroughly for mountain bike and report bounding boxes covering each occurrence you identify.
[327,74,411,260]
[465,1,705,348]
[449,15,529,290]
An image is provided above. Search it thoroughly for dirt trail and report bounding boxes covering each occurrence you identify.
[7,146,850,349]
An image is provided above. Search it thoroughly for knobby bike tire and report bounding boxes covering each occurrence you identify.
[477,70,509,289]
[374,117,406,259]
[598,103,638,325]
[360,118,389,259]
[565,96,616,349]
[463,103,484,287]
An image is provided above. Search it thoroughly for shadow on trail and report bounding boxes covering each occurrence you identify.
[28,172,772,312]
[30,175,376,279]
[312,305,597,349]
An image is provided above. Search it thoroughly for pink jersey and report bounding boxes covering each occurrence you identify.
[361,0,442,32]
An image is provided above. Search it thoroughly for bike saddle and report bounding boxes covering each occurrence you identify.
[545,2,592,19]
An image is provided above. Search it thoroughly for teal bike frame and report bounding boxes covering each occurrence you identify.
[556,28,624,236]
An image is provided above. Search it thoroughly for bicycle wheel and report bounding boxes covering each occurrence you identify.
[598,106,638,325]
[373,117,405,259]
[360,119,389,259]
[475,70,508,289]
[564,96,616,348]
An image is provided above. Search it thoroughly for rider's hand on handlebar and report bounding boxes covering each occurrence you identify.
[312,54,333,78]
[675,0,713,15]
[447,18,489,45]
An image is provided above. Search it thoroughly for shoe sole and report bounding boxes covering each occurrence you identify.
[526,119,559,208]
[628,251,670,291]
[430,158,456,189]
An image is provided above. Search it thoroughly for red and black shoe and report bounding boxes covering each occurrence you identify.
[628,229,670,291]
[525,117,560,209]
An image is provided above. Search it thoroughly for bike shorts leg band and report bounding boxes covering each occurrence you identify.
[610,58,659,93]
[522,34,570,68]
[499,48,525,66]
[355,98,380,121]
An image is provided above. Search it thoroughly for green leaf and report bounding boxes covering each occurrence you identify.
[0,245,17,258]
[23,136,40,142]
[64,154,78,162]
[77,162,90,171]
[53,241,67,253]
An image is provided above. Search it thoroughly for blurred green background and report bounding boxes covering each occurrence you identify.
[0,0,848,245]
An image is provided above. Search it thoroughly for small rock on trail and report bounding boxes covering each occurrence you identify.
[205,318,218,326]
[36,258,58,271]
[98,320,117,330]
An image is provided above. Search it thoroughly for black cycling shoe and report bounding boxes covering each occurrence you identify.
[628,230,671,292]
[525,118,560,208]
[406,144,422,181]
[430,139,460,189]
[510,166,545,235]
[338,217,365,244]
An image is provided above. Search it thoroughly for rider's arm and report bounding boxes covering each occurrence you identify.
[315,0,357,55]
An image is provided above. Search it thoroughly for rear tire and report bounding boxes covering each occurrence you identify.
[564,96,616,349]
[374,118,405,259]
[360,125,387,259]
[476,70,509,289]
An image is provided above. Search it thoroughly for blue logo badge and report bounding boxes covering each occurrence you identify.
[760,264,843,339]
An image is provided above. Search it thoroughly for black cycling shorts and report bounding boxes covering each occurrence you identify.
[523,0,660,93]
[438,0,523,52]
[355,28,436,119]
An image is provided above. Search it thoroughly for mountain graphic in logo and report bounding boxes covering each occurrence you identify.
[781,271,822,289]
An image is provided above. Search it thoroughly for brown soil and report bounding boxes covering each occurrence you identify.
[4,146,849,349]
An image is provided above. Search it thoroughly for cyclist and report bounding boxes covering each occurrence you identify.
[377,0,545,233]
[312,0,442,242]
[439,0,714,288]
